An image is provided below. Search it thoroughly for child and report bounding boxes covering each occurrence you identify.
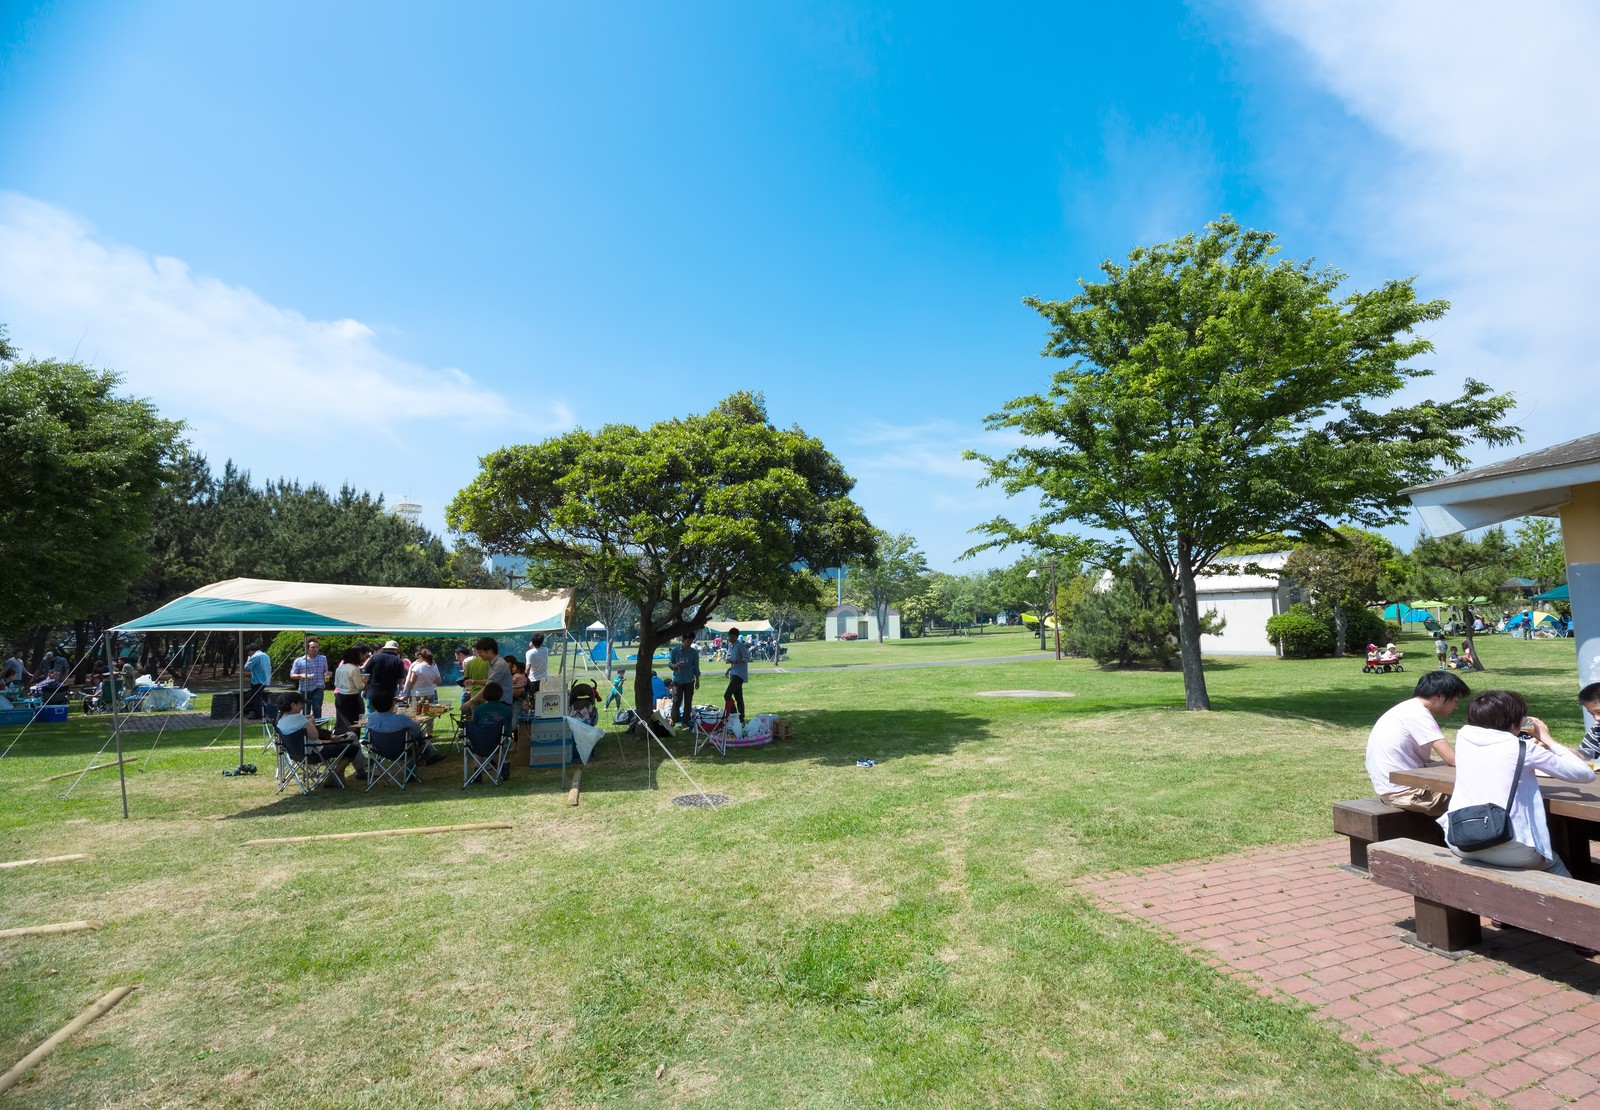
[1447,647,1461,669]
[1434,631,1449,669]
[1366,643,1381,666]
[1579,682,1600,763]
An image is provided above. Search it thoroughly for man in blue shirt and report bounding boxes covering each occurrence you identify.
[723,627,750,721]
[243,642,272,720]
[366,689,436,763]
[668,633,700,729]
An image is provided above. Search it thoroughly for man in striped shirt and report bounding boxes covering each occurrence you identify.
[289,639,329,720]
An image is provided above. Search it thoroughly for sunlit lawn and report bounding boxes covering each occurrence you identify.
[0,630,1581,1107]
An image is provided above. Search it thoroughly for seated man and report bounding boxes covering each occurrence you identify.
[367,689,438,765]
[277,691,360,785]
[1364,670,1471,815]
[467,681,516,781]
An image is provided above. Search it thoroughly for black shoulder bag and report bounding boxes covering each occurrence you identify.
[1447,739,1526,853]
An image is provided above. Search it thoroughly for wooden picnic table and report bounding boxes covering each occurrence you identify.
[1389,763,1600,879]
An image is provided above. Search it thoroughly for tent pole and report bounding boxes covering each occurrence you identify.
[236,631,245,772]
[107,635,127,819]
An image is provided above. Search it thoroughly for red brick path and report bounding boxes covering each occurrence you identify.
[1076,839,1600,1109]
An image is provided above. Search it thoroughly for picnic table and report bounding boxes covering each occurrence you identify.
[1389,764,1600,879]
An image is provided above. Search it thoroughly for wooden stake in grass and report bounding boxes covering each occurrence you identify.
[240,821,512,847]
[567,768,582,807]
[0,854,91,871]
[0,920,102,940]
[43,759,138,782]
[0,985,136,1096]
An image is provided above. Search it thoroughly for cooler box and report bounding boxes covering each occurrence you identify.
[38,704,69,723]
[0,707,35,726]
[211,692,239,720]
[526,717,574,767]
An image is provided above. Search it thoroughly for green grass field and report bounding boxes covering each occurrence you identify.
[0,630,1584,1107]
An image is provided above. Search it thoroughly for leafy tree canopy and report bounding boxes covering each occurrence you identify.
[1402,528,1515,671]
[1282,526,1393,656]
[968,217,1518,708]
[1512,517,1565,590]
[446,392,875,719]
[0,356,183,638]
[848,530,928,642]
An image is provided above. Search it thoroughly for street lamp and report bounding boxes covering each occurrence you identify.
[1027,563,1062,660]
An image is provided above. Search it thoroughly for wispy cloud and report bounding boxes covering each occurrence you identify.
[1241,0,1600,452]
[0,193,575,529]
[839,418,1043,570]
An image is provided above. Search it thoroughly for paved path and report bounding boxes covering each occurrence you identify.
[1077,838,1600,1109]
[769,653,1052,674]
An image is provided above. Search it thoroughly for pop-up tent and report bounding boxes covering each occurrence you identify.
[1531,584,1570,603]
[701,620,773,635]
[99,578,574,816]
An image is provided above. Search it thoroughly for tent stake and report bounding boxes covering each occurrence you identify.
[0,986,135,1095]
[241,821,512,847]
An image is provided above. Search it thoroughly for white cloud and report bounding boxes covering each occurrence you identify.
[0,193,575,531]
[1241,0,1600,453]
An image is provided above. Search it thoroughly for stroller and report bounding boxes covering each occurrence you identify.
[568,680,600,727]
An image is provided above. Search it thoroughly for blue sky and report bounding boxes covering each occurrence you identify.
[3,1,1596,571]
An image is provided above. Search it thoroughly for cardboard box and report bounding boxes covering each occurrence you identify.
[526,717,574,767]
[530,689,566,720]
[772,716,793,740]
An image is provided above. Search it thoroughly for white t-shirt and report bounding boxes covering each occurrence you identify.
[525,645,548,683]
[406,662,441,696]
[334,662,364,695]
[1366,698,1447,795]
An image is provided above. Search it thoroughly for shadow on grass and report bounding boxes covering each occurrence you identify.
[217,707,994,813]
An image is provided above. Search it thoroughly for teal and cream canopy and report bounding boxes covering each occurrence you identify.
[116,578,573,634]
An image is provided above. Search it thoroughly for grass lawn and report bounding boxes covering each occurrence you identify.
[0,630,1583,1107]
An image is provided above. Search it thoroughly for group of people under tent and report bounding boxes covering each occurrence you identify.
[1365,669,1600,955]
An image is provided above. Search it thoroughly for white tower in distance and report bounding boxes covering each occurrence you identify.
[394,495,422,528]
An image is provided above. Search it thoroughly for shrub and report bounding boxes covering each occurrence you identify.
[1265,606,1334,659]
[1068,554,1222,668]
[1342,606,1391,653]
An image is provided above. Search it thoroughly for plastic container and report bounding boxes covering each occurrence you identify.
[38,704,69,723]
[526,718,574,767]
[0,707,35,726]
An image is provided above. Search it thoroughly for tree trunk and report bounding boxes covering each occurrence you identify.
[1332,605,1348,658]
[1463,630,1486,672]
[632,622,669,736]
[875,601,886,644]
[1171,552,1211,710]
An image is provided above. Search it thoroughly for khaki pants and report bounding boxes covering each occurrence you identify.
[1382,787,1449,817]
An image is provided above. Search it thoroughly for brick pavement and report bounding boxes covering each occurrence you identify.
[1076,838,1600,1109]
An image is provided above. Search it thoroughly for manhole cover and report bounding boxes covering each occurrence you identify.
[976,690,1077,698]
[673,793,732,807]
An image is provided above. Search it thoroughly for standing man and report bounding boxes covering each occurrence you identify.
[452,645,473,709]
[524,633,548,695]
[1365,671,1471,815]
[668,632,700,729]
[460,642,490,709]
[464,638,515,730]
[723,627,750,722]
[289,638,329,720]
[243,641,272,720]
[363,640,409,706]
[1,648,24,689]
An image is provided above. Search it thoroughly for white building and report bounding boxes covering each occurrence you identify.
[1194,552,1297,656]
[824,604,902,641]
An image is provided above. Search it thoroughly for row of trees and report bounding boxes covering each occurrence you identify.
[0,328,486,669]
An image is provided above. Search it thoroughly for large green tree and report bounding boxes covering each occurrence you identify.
[848,530,928,643]
[1512,517,1565,592]
[1282,528,1396,657]
[969,217,1518,709]
[446,393,875,724]
[1404,528,1515,672]
[0,355,182,640]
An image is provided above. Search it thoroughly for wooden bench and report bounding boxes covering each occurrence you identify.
[1332,798,1446,871]
[1368,838,1600,952]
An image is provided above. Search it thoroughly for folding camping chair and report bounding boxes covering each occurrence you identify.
[274,727,341,795]
[691,704,734,756]
[462,718,510,787]
[260,700,282,754]
[362,728,417,792]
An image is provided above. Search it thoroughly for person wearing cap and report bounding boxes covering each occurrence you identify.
[363,640,409,706]
[243,641,273,720]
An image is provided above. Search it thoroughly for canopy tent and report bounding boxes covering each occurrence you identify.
[586,620,608,632]
[1382,603,1422,622]
[117,578,573,634]
[95,578,575,817]
[701,620,774,634]
[1531,584,1570,602]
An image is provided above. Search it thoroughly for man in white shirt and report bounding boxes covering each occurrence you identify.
[524,633,549,694]
[1365,670,1471,815]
